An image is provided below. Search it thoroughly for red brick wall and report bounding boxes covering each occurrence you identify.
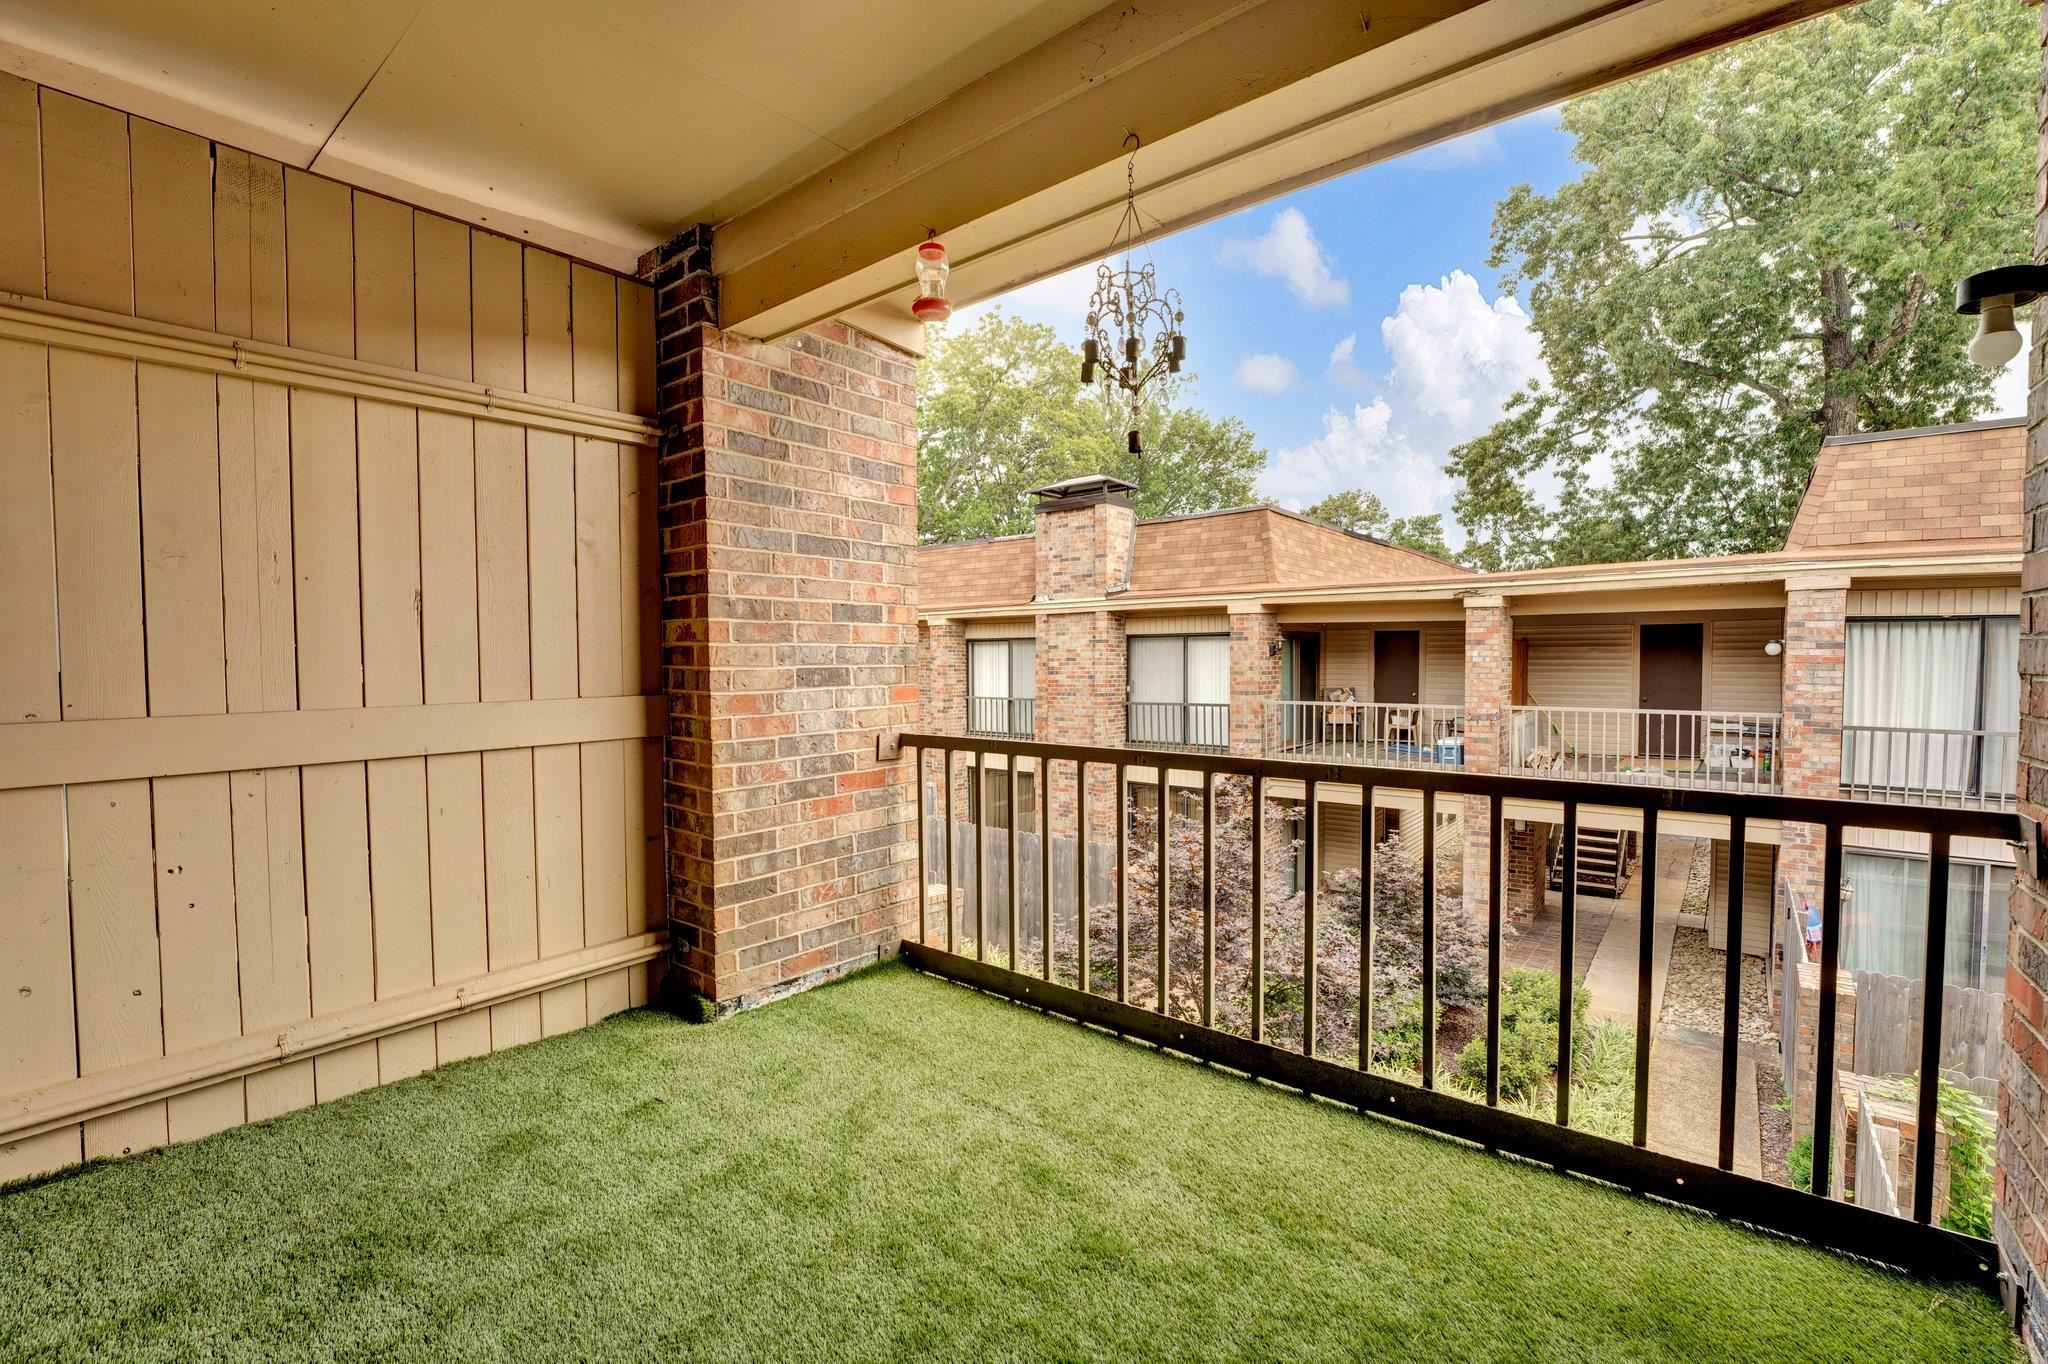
[653,227,918,1011]
[1229,610,1283,754]
[2006,11,2048,1338]
[1035,499,1135,599]
[921,619,966,735]
[1778,579,1848,920]
[1462,596,1512,921]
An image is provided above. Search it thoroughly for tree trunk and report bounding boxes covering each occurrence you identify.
[1818,264,1861,436]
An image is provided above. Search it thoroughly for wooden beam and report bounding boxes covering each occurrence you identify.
[0,695,661,790]
[715,0,1478,330]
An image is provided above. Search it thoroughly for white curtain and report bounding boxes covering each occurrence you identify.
[1842,853,2005,990]
[1186,636,1231,748]
[1009,641,1036,700]
[1981,618,2020,799]
[1128,637,1183,704]
[1842,620,1981,790]
[970,640,1011,699]
[1187,637,1230,705]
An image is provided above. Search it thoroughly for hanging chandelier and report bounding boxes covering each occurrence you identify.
[1079,134,1184,455]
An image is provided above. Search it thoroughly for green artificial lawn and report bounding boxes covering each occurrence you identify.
[0,962,2016,1363]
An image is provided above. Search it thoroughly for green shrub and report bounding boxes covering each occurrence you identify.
[1788,1133,1813,1191]
[1453,968,1590,1101]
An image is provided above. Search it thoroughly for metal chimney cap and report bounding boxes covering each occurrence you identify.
[1024,474,1137,509]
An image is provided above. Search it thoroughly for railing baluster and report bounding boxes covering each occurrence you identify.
[1007,757,1020,969]
[1251,772,1265,1042]
[1914,830,1952,1224]
[1115,761,1128,1004]
[1421,788,1437,1090]
[1041,757,1054,982]
[1719,812,1746,1171]
[1157,764,1172,1016]
[1359,783,1376,1073]
[1303,778,1319,1057]
[1811,823,1845,1198]
[1633,806,1658,1147]
[915,746,929,946]
[942,747,956,955]
[1077,760,1091,994]
[1201,770,1215,1027]
[1485,792,1502,1106]
[1557,799,1578,1125]
[974,748,987,962]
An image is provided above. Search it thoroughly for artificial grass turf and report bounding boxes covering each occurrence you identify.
[0,963,2015,1363]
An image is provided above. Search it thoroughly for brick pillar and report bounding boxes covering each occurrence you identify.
[1463,594,1513,922]
[652,227,919,1012]
[921,618,965,734]
[1229,607,1283,755]
[1039,609,1122,845]
[2003,12,2048,1338]
[1778,576,1850,920]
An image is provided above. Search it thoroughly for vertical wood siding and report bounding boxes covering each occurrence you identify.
[0,76,660,1180]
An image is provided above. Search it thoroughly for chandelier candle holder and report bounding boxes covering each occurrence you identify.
[1079,135,1184,454]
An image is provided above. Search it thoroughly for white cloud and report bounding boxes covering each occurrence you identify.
[1326,331,1368,388]
[1216,208,1351,309]
[1232,351,1300,394]
[1380,270,1545,436]
[1259,400,1451,516]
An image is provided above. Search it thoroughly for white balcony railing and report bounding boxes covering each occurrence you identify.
[967,695,1034,739]
[1126,701,1229,752]
[1261,700,1465,768]
[1509,706,1781,791]
[1840,725,2018,810]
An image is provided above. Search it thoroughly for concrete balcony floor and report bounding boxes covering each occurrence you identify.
[0,963,2009,1362]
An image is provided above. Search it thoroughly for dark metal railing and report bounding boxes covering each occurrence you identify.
[1127,700,1229,751]
[967,695,1034,738]
[902,729,2017,1288]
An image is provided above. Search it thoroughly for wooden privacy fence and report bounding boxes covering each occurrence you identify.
[0,75,664,1182]
[1853,973,2000,1101]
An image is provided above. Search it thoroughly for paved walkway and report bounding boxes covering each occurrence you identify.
[1503,836,1762,1176]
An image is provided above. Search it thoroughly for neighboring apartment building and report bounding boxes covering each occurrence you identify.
[917,420,2024,989]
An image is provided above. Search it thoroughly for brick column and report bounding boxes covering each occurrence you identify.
[1229,607,1283,756]
[1039,609,1123,845]
[921,619,966,734]
[652,227,918,1012]
[1778,575,1850,920]
[1463,595,1513,922]
[2003,11,2048,1338]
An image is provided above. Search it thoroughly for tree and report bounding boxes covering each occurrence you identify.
[1448,0,2036,570]
[917,311,1266,542]
[1301,488,1455,561]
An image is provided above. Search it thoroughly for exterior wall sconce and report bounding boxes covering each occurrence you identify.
[1267,639,1285,658]
[1955,264,2048,369]
[911,239,952,324]
[1764,639,1783,657]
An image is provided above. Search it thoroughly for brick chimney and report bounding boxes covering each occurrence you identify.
[1028,474,1137,602]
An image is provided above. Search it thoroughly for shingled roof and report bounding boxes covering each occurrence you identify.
[918,505,1464,614]
[1783,419,2023,553]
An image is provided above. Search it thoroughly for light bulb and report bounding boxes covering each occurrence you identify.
[1968,298,2022,369]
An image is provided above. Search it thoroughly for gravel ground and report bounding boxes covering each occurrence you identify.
[1678,839,1712,917]
[1659,925,1777,1046]
[1756,1056,1796,1188]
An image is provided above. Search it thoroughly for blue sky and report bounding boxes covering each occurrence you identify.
[953,108,2029,542]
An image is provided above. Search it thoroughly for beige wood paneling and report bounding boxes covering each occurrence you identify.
[1420,624,1463,707]
[1704,616,1783,714]
[0,75,663,1176]
[1707,839,1776,958]
[1846,587,2021,618]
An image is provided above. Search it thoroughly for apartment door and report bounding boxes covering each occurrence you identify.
[1373,630,1421,743]
[1638,623,1704,759]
